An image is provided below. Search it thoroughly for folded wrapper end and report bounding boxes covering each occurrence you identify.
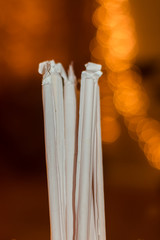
[38,60,55,75]
[67,63,76,84]
[82,62,103,83]
[38,60,56,85]
[38,60,67,85]
[55,63,68,83]
[85,62,102,72]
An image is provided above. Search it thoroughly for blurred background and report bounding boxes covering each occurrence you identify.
[0,0,160,239]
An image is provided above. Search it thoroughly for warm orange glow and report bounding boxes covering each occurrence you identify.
[92,0,137,72]
[91,0,160,170]
[124,115,160,170]
[135,118,160,169]
[92,6,107,28]
[91,0,139,143]
[112,71,149,117]
[0,0,70,77]
[101,117,121,143]
[99,75,119,143]
[0,0,51,76]
[101,96,118,118]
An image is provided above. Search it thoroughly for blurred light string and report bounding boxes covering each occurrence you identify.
[91,0,160,170]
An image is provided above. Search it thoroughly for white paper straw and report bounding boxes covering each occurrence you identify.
[39,60,62,240]
[39,60,67,240]
[75,63,103,240]
[96,87,106,240]
[91,83,99,240]
[75,74,85,218]
[90,195,97,240]
[51,62,67,240]
[64,64,77,240]
[40,60,106,240]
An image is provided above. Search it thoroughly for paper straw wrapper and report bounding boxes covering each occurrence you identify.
[39,60,67,240]
[75,62,103,240]
[64,64,77,240]
[96,87,106,240]
[39,60,106,240]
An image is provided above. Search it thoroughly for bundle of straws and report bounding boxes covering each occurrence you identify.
[38,60,106,240]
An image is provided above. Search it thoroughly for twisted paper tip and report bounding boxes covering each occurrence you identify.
[66,63,76,85]
[82,62,103,83]
[38,60,67,85]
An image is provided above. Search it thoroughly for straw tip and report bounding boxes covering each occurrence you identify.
[68,63,76,83]
[82,62,103,81]
[38,60,55,75]
[85,62,102,72]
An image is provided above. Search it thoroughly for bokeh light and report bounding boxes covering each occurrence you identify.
[101,116,121,143]
[91,0,160,170]
[91,0,137,143]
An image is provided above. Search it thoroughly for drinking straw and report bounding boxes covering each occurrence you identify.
[96,87,106,240]
[39,60,106,240]
[50,62,67,240]
[89,63,106,240]
[39,60,67,240]
[91,75,99,240]
[64,64,77,240]
[75,62,103,240]
[90,195,97,240]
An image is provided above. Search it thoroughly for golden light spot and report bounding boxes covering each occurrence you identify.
[92,6,107,27]
[101,117,121,143]
[91,45,105,60]
[91,0,160,167]
[96,28,109,48]
[105,56,132,72]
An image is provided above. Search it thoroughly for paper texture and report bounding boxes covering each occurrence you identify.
[75,63,104,240]
[39,60,106,240]
[40,60,67,240]
[64,64,77,240]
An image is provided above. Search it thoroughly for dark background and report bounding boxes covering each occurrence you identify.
[0,0,160,239]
